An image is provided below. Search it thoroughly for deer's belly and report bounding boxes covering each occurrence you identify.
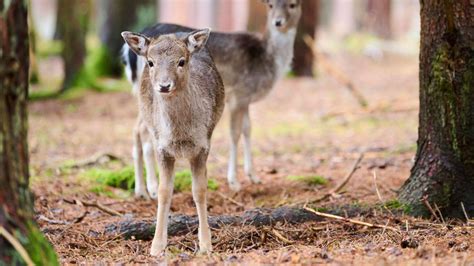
[158,136,208,159]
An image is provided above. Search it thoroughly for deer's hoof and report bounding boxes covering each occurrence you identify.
[228,180,242,192]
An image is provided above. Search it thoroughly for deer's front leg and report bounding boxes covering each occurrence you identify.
[190,150,212,253]
[150,150,175,256]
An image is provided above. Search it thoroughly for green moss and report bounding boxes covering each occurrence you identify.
[9,221,59,265]
[287,175,328,186]
[384,199,412,213]
[174,170,219,192]
[28,89,60,101]
[82,167,219,195]
[431,44,460,157]
[84,166,135,191]
[36,39,63,58]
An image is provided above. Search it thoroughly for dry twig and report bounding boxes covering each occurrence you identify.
[294,153,364,205]
[66,153,124,169]
[434,203,446,224]
[304,34,368,108]
[271,229,294,244]
[216,192,245,208]
[460,202,471,225]
[304,207,400,233]
[65,198,122,217]
[421,196,440,222]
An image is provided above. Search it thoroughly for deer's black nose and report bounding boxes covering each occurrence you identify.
[159,83,171,93]
[275,20,283,27]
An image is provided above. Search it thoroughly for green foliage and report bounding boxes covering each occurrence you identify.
[174,170,219,192]
[384,199,412,214]
[36,39,63,58]
[82,167,219,197]
[9,221,59,265]
[28,89,60,101]
[287,175,328,186]
[85,166,135,191]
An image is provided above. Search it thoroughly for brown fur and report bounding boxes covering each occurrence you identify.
[122,29,224,255]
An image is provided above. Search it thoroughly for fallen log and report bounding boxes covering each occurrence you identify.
[105,207,324,240]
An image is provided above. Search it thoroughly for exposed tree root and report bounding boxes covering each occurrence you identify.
[105,207,325,240]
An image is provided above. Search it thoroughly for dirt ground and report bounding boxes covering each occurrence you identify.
[29,53,474,265]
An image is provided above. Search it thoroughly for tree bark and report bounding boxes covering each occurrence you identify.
[0,0,57,264]
[366,0,392,39]
[293,0,319,77]
[399,0,474,218]
[247,0,267,33]
[57,0,90,92]
[96,0,157,77]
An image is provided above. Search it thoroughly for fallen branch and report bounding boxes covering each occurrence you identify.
[65,198,122,217]
[292,153,364,205]
[105,207,325,240]
[105,206,386,241]
[0,226,35,266]
[66,153,124,169]
[304,207,400,233]
[304,34,368,108]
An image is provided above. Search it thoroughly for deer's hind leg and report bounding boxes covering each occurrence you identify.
[242,108,261,184]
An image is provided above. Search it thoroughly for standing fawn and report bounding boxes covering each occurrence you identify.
[122,29,225,255]
[123,0,302,193]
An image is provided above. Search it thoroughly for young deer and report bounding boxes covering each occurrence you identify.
[122,29,225,255]
[123,0,302,192]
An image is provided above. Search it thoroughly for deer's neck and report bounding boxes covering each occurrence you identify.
[265,27,297,78]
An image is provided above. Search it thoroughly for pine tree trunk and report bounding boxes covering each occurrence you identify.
[399,0,474,218]
[247,0,267,33]
[58,0,90,92]
[293,0,319,77]
[96,0,157,77]
[366,0,391,38]
[0,0,58,264]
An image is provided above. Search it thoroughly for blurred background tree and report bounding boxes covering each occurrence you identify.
[293,0,319,77]
[96,0,157,77]
[57,0,90,91]
[366,0,392,39]
[29,0,420,97]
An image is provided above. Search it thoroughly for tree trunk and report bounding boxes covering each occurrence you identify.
[216,1,234,31]
[293,0,319,77]
[57,0,90,92]
[0,0,58,264]
[366,0,392,39]
[399,0,474,218]
[247,0,267,33]
[96,0,157,77]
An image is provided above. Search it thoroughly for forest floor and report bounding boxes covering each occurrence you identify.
[29,53,474,265]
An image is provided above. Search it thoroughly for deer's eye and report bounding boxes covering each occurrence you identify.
[269,4,273,8]
[289,3,296,8]
[178,58,186,67]
[148,61,154,67]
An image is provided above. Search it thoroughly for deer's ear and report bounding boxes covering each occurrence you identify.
[121,31,150,57]
[185,28,210,54]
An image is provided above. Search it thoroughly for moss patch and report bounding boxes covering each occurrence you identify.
[82,167,219,197]
[383,199,412,214]
[174,170,219,192]
[287,175,328,186]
